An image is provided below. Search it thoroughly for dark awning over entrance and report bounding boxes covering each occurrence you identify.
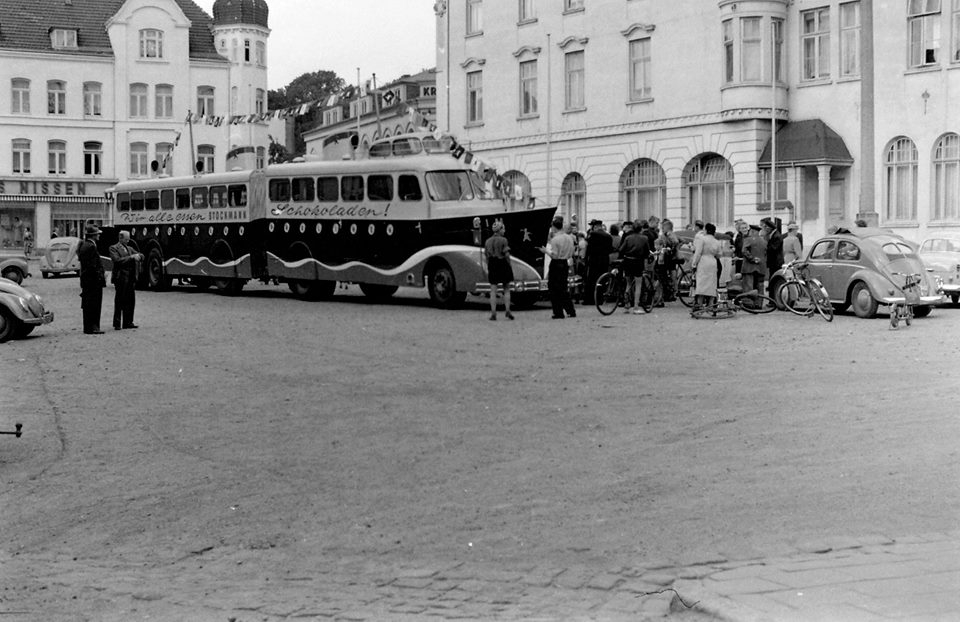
[758,119,853,168]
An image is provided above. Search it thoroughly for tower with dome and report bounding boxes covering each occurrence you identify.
[211,0,271,170]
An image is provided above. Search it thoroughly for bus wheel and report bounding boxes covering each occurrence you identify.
[289,280,312,299]
[190,277,211,290]
[359,283,399,301]
[146,249,171,291]
[309,280,336,300]
[427,263,466,308]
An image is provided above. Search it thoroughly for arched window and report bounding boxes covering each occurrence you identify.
[47,80,66,115]
[621,159,666,223]
[684,154,734,228]
[560,173,586,230]
[932,133,959,221]
[502,170,531,209]
[83,82,102,117]
[156,142,173,176]
[11,78,30,114]
[84,141,102,176]
[884,137,918,222]
[130,83,148,118]
[139,29,164,58]
[12,139,31,173]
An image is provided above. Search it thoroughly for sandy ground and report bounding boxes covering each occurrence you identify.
[1,275,959,620]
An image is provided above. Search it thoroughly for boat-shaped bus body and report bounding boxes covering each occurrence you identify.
[106,154,555,307]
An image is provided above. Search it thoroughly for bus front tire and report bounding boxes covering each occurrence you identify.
[427,263,466,309]
[289,280,335,301]
[146,249,171,291]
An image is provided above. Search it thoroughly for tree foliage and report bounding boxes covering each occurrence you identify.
[268,70,345,158]
[268,70,345,110]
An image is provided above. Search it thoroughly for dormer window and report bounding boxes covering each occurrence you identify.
[140,29,164,59]
[50,29,78,49]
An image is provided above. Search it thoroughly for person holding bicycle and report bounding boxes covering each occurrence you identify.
[618,219,650,314]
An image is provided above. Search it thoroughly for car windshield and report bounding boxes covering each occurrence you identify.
[922,238,960,253]
[425,170,494,201]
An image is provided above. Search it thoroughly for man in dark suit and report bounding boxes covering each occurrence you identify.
[109,230,143,330]
[582,219,612,305]
[78,224,106,334]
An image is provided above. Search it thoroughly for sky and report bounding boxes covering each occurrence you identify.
[193,0,438,91]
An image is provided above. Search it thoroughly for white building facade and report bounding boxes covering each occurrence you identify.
[435,0,960,243]
[0,0,272,247]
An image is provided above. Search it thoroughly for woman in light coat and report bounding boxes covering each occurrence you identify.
[691,222,721,309]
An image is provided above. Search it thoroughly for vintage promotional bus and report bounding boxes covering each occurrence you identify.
[105,152,556,307]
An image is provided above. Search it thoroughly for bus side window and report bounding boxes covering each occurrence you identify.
[228,185,247,207]
[367,174,393,201]
[398,175,423,201]
[269,178,291,202]
[342,175,364,201]
[145,190,160,210]
[317,176,338,201]
[176,188,191,209]
[209,186,227,208]
[160,189,175,210]
[292,177,315,202]
[131,191,144,211]
[192,187,208,209]
[117,192,130,211]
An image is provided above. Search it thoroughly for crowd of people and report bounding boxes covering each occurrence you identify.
[488,213,803,320]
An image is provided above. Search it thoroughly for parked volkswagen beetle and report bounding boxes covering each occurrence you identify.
[38,235,83,278]
[0,277,54,343]
[0,254,29,284]
[769,226,943,318]
[918,232,960,305]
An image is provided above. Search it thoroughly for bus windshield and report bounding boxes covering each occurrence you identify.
[426,170,494,201]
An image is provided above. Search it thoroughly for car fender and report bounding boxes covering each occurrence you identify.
[0,256,29,281]
[844,268,895,304]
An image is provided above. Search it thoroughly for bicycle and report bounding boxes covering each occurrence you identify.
[595,257,658,315]
[675,263,696,308]
[689,282,778,319]
[777,259,834,322]
[888,272,923,329]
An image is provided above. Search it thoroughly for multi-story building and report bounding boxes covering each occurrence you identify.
[0,0,272,248]
[303,69,438,160]
[436,0,960,243]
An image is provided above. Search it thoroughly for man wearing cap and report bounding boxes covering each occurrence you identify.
[583,219,612,306]
[109,230,144,329]
[760,217,784,298]
[78,224,106,334]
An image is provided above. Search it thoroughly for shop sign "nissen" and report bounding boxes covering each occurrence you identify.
[0,180,90,196]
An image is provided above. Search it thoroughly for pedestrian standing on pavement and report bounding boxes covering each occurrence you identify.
[618,219,651,314]
[761,217,784,298]
[783,222,803,263]
[608,223,622,262]
[583,219,612,306]
[691,222,721,310]
[484,220,514,321]
[109,230,143,330]
[539,216,576,319]
[78,224,106,335]
[656,218,679,301]
[741,224,767,307]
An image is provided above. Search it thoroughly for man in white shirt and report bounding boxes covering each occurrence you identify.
[539,217,576,319]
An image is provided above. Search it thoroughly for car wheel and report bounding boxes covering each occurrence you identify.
[913,305,932,318]
[951,293,959,305]
[0,307,19,343]
[1,268,23,284]
[427,262,466,309]
[41,271,50,279]
[850,281,878,318]
[13,324,34,339]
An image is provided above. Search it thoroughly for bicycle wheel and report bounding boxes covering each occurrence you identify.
[690,303,737,320]
[639,273,655,313]
[733,292,778,314]
[594,272,622,316]
[808,280,834,322]
[676,268,695,308]
[779,280,814,316]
